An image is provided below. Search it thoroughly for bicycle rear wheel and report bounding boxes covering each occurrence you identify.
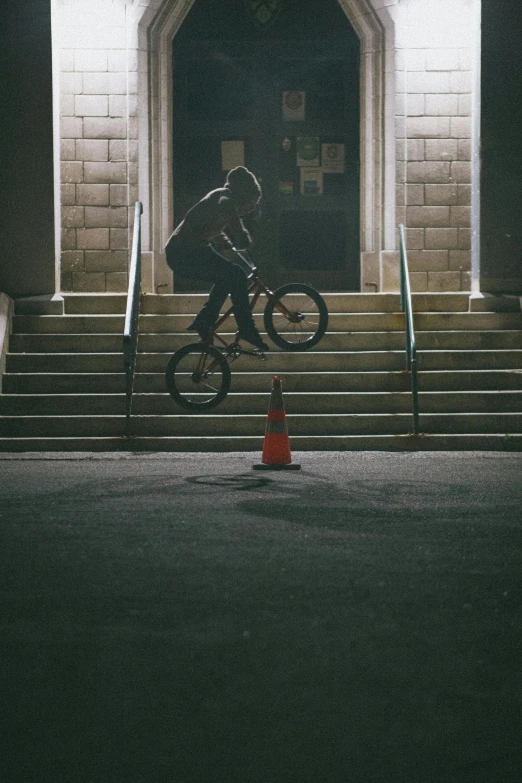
[165,343,231,411]
[264,283,328,351]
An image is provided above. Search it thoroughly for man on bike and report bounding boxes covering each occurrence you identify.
[165,166,269,351]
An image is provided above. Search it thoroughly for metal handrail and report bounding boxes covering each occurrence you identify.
[123,201,143,434]
[398,223,420,435]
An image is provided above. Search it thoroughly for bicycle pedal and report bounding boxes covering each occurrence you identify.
[253,349,267,360]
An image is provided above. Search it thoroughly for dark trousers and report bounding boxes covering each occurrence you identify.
[165,241,255,332]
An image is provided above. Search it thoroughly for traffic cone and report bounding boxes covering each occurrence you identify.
[253,376,301,470]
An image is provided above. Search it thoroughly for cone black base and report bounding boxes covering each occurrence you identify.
[253,463,301,470]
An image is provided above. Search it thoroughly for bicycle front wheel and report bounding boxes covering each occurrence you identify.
[264,284,328,351]
[165,343,231,411]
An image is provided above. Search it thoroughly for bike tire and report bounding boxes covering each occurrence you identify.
[165,342,231,411]
[264,283,328,352]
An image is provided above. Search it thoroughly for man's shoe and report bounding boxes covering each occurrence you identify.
[237,328,270,351]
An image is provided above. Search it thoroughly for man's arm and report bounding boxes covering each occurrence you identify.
[219,195,252,250]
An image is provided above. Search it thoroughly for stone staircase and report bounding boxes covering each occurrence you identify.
[1,292,522,451]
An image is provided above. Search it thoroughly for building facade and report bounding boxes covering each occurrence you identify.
[1,0,520,299]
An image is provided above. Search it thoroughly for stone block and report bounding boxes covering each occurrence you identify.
[407,71,451,94]
[450,207,471,227]
[62,26,125,51]
[83,118,126,139]
[128,140,138,163]
[75,95,109,117]
[425,184,458,205]
[85,250,128,272]
[61,139,76,161]
[425,94,459,116]
[76,139,109,162]
[404,49,426,71]
[407,162,451,184]
[450,162,471,183]
[398,94,424,116]
[108,72,127,94]
[458,94,471,116]
[406,228,425,250]
[61,251,84,272]
[410,272,428,292]
[449,250,471,270]
[108,50,126,72]
[128,116,139,140]
[406,117,450,139]
[396,184,405,207]
[72,272,106,292]
[381,251,400,293]
[459,49,472,71]
[127,93,138,118]
[76,184,110,206]
[457,185,471,206]
[396,161,406,184]
[61,161,83,184]
[62,206,85,228]
[425,228,459,249]
[60,117,83,138]
[110,228,129,250]
[85,206,128,228]
[458,228,471,250]
[109,95,126,117]
[61,272,73,291]
[60,95,75,117]
[360,252,380,293]
[406,184,424,205]
[61,184,76,206]
[60,72,82,95]
[461,271,471,290]
[450,117,471,138]
[60,50,74,72]
[450,71,472,93]
[109,140,126,161]
[425,139,458,160]
[110,184,128,206]
[61,228,77,251]
[82,72,110,95]
[84,162,127,184]
[74,50,107,72]
[428,271,462,291]
[106,272,127,292]
[458,139,471,161]
[425,49,461,71]
[128,162,138,186]
[408,251,449,271]
[76,228,110,250]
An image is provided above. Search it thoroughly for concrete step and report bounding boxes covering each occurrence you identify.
[1,412,522,438]
[13,311,522,336]
[10,330,522,354]
[4,369,522,395]
[6,348,522,376]
[2,390,522,417]
[1,434,521,452]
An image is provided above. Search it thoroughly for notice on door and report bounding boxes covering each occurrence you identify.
[282,91,305,122]
[221,140,245,171]
[300,168,323,195]
[297,137,320,167]
[322,143,345,173]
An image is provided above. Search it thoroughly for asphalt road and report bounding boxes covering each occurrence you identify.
[1,451,521,783]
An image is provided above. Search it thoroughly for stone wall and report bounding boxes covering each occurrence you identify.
[393,0,475,293]
[57,0,138,293]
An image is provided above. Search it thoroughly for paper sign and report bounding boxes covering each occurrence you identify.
[300,168,323,195]
[282,91,305,122]
[297,137,320,167]
[221,140,245,171]
[279,181,294,195]
[322,143,345,173]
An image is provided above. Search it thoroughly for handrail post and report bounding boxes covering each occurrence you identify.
[123,201,143,436]
[398,223,420,436]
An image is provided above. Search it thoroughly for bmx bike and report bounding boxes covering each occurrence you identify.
[165,246,328,411]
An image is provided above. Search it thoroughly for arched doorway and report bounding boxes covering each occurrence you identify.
[138,0,395,293]
[171,0,360,291]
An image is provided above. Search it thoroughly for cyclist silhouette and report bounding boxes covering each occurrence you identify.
[165,166,269,350]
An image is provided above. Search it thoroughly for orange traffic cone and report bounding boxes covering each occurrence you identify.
[253,376,301,470]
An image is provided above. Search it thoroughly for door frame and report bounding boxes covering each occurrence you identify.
[137,0,396,293]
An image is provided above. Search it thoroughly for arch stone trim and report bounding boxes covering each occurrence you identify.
[136,0,395,292]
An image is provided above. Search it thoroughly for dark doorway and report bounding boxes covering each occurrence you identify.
[172,0,360,291]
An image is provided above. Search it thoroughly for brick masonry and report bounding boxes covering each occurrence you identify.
[57,0,476,293]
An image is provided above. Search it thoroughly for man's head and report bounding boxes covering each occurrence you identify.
[225,166,262,213]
